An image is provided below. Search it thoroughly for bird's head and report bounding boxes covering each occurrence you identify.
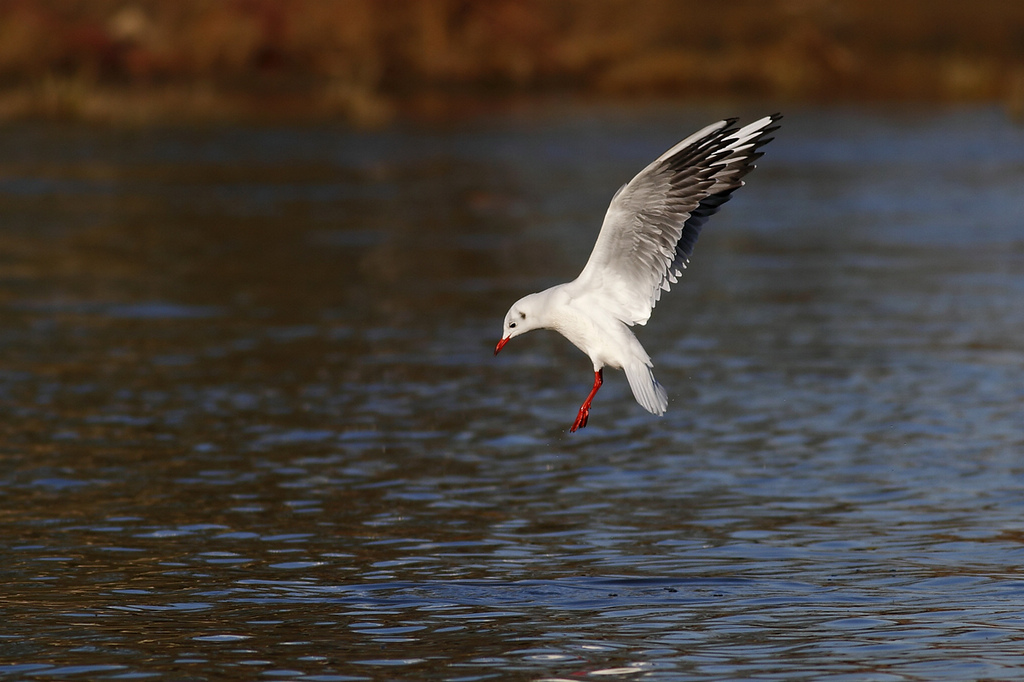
[494,293,544,355]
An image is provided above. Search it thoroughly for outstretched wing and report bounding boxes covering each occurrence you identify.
[572,114,781,325]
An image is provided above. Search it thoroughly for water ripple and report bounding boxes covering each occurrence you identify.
[1,106,1023,680]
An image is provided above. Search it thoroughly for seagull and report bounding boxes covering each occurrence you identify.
[494,114,781,432]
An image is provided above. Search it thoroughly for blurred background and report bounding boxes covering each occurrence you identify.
[3,2,1024,679]
[2,0,1024,125]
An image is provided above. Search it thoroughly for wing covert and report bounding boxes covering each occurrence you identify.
[573,114,781,325]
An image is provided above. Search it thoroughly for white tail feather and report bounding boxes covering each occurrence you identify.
[624,362,668,416]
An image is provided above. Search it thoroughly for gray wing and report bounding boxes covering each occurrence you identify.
[573,114,781,325]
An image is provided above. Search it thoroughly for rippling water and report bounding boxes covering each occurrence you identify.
[1,105,1024,680]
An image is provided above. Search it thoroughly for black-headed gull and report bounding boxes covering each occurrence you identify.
[495,114,781,432]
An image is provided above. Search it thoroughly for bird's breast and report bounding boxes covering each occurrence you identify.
[551,303,631,370]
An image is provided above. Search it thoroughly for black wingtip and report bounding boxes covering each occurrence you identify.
[719,117,741,136]
[763,112,783,136]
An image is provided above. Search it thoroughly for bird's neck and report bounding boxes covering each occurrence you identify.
[529,284,573,330]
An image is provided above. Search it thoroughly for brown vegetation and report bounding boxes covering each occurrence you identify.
[1,0,1024,125]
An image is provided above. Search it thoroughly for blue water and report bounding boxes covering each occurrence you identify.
[1,104,1023,680]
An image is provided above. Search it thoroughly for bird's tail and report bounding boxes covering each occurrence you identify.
[625,361,668,416]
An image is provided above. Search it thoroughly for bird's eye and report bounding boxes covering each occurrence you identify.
[509,322,517,329]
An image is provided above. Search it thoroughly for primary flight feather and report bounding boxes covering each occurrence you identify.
[495,114,781,432]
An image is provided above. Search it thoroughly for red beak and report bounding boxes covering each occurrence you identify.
[494,336,511,356]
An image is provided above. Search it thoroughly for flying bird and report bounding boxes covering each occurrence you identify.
[494,114,781,432]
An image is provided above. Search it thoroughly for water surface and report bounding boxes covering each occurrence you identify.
[1,105,1024,680]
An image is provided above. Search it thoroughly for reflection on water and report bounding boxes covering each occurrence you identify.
[1,105,1024,680]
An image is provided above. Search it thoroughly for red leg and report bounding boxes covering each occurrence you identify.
[570,369,603,432]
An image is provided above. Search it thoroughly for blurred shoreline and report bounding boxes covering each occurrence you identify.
[2,0,1024,126]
